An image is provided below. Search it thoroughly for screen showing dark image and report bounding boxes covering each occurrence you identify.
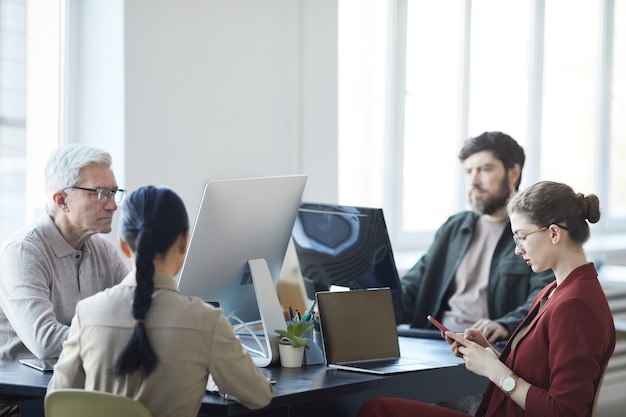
[292,203,405,317]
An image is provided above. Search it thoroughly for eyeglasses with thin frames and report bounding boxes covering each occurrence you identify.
[513,224,570,251]
[63,186,127,204]
[512,227,548,251]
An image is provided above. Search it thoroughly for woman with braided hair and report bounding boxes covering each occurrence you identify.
[48,186,272,417]
[357,181,615,417]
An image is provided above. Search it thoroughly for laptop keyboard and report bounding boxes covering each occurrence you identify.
[396,325,443,339]
[345,357,420,369]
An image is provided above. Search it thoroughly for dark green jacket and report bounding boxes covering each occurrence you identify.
[400,211,555,334]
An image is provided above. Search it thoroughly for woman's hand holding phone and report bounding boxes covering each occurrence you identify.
[427,314,450,334]
[427,315,460,350]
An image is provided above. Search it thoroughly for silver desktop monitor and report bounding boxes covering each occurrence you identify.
[292,203,406,318]
[177,174,307,366]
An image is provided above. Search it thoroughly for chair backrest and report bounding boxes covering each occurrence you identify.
[590,363,608,417]
[45,389,152,417]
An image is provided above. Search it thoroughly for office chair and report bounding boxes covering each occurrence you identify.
[44,389,152,417]
[590,363,608,417]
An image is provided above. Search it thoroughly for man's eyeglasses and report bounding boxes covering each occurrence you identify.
[513,224,569,250]
[64,186,127,204]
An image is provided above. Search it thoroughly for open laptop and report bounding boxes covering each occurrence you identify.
[316,288,439,374]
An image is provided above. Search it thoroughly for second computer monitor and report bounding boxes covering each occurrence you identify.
[292,203,405,317]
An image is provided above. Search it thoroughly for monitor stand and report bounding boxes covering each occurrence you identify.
[241,258,287,367]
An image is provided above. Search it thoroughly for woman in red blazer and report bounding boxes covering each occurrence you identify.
[358,181,616,417]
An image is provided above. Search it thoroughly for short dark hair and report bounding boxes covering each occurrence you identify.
[458,131,525,190]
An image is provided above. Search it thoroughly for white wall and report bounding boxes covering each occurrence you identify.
[67,0,338,226]
[66,0,126,181]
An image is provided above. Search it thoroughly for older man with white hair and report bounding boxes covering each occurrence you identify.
[0,144,129,416]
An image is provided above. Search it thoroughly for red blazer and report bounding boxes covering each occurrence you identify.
[477,263,616,417]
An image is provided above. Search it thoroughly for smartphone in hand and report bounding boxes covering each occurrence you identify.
[427,315,450,334]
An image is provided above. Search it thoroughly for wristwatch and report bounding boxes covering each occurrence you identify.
[499,373,518,396]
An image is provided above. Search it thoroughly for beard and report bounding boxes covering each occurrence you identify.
[468,175,511,215]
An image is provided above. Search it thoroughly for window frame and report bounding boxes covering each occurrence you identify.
[384,0,626,253]
[0,0,65,244]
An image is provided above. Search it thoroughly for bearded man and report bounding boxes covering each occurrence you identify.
[399,132,554,343]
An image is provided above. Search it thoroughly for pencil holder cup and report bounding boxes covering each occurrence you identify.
[302,331,325,366]
[313,330,322,348]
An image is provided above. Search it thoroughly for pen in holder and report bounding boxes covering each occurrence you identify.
[279,303,324,366]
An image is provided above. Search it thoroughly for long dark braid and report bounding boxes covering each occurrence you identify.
[114,186,189,377]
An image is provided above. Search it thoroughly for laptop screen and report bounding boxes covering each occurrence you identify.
[292,203,405,318]
[316,289,400,364]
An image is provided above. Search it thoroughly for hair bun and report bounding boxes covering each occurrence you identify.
[579,193,601,224]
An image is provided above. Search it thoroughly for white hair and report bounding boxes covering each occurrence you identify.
[45,144,113,216]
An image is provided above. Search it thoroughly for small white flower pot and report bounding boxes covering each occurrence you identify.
[278,343,305,368]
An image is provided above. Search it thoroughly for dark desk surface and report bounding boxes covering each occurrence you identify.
[0,337,487,417]
[201,337,486,416]
[0,361,50,397]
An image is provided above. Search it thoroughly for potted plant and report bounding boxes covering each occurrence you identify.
[275,321,315,367]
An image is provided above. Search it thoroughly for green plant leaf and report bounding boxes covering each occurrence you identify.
[275,329,291,339]
[292,335,308,348]
[292,321,314,336]
[274,320,314,348]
